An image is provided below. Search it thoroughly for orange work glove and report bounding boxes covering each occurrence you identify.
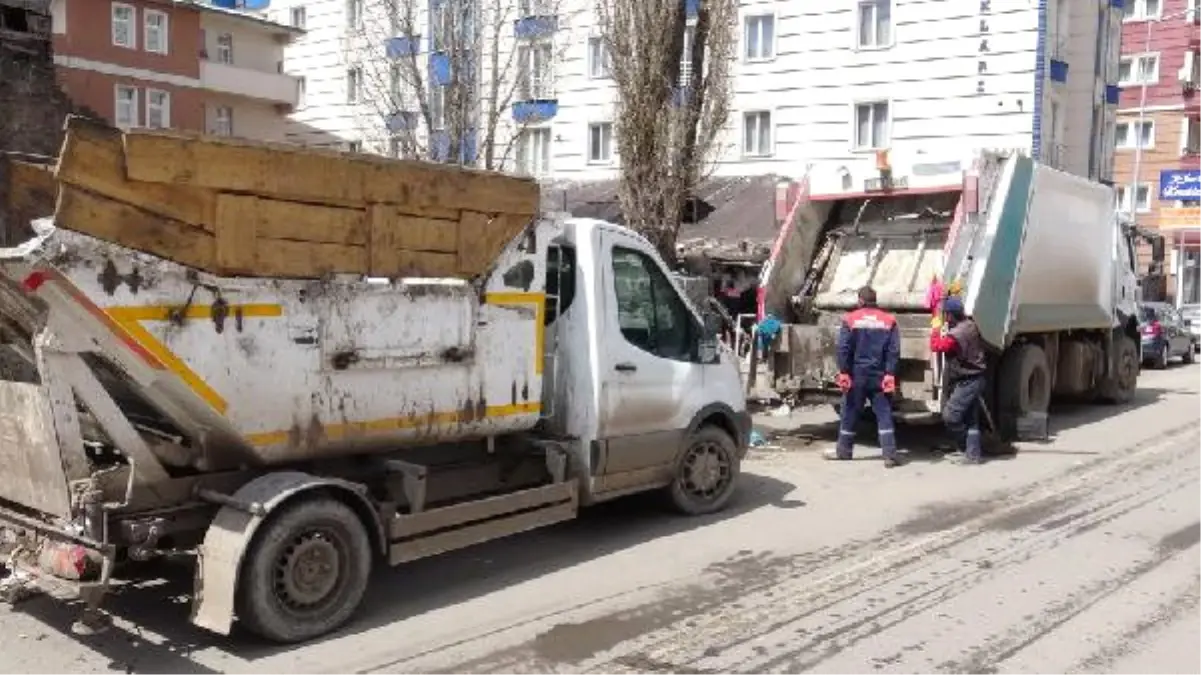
[881,373,896,393]
[836,372,852,393]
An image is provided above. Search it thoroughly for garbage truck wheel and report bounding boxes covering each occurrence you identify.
[668,426,740,516]
[237,497,372,643]
[1096,335,1138,405]
[996,343,1050,441]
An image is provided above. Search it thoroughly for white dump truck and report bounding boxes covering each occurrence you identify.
[759,150,1145,440]
[0,121,749,643]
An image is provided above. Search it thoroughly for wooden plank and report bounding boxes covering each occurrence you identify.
[4,159,58,241]
[213,194,260,275]
[393,250,460,278]
[393,213,458,253]
[55,186,215,270]
[253,199,367,246]
[367,203,398,276]
[55,118,215,231]
[457,211,531,276]
[119,128,540,216]
[253,238,367,278]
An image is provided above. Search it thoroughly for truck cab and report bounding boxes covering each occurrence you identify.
[541,217,751,509]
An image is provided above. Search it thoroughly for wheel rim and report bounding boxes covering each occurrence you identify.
[272,527,349,619]
[681,440,733,502]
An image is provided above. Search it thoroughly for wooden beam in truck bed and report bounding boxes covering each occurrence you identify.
[49,116,538,280]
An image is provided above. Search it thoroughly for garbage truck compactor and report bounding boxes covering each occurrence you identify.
[762,151,1144,440]
[0,120,749,643]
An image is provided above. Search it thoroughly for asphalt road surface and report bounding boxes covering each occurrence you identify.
[1,364,1198,674]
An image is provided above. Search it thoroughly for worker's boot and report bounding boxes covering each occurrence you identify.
[879,430,902,468]
[952,429,985,465]
[825,432,855,461]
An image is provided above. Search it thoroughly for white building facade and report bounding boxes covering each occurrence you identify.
[267,0,1125,185]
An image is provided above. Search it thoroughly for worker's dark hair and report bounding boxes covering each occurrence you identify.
[857,286,877,307]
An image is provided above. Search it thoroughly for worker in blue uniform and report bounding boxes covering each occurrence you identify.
[826,286,902,468]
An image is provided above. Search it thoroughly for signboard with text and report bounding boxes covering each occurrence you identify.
[1159,169,1201,201]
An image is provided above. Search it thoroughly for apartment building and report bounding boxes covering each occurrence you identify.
[49,0,303,141]
[1112,0,1200,304]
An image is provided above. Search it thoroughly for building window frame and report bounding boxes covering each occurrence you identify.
[1116,183,1153,213]
[290,5,307,28]
[742,110,773,157]
[743,13,776,62]
[347,66,362,104]
[517,40,555,100]
[111,2,136,49]
[346,0,363,28]
[211,105,234,137]
[1117,52,1160,87]
[855,0,893,50]
[587,121,613,164]
[1115,119,1155,150]
[143,9,169,54]
[114,84,138,128]
[852,100,891,151]
[517,125,552,177]
[1121,0,1162,22]
[215,32,234,64]
[145,89,170,129]
[587,36,610,79]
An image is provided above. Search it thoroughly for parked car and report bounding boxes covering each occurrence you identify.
[1180,304,1201,352]
[1138,302,1196,368]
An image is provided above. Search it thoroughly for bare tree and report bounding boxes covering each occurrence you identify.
[596,0,736,262]
[346,0,574,170]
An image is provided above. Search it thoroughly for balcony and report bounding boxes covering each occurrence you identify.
[200,60,300,109]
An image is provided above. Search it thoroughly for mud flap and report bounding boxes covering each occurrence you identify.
[189,471,380,635]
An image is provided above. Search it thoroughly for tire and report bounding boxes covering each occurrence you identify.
[995,343,1051,441]
[1184,345,1195,364]
[1154,343,1170,369]
[1096,335,1138,405]
[667,426,741,516]
[237,497,373,644]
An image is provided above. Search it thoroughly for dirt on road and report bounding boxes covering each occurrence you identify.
[1,366,1198,674]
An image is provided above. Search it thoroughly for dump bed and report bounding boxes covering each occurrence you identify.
[958,155,1120,348]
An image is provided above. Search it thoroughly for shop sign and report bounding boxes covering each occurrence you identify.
[1159,170,1201,201]
[1158,207,1201,230]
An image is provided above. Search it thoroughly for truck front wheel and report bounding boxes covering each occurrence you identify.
[237,496,373,643]
[668,426,741,516]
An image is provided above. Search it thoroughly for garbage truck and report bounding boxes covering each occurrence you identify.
[0,118,749,643]
[758,150,1144,440]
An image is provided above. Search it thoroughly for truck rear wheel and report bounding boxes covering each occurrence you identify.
[237,496,372,643]
[668,426,740,516]
[1096,334,1138,405]
[997,343,1051,438]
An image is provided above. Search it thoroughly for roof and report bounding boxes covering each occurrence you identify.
[540,174,782,259]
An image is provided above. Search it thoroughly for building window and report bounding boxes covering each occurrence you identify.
[114,85,138,128]
[587,37,610,79]
[857,0,892,48]
[1115,120,1155,149]
[518,0,554,17]
[588,122,613,163]
[429,85,446,130]
[146,89,170,129]
[346,140,363,153]
[211,106,233,136]
[1116,184,1152,213]
[742,111,772,157]
[1183,116,1200,155]
[854,101,890,150]
[1118,54,1159,86]
[290,6,306,28]
[347,0,363,27]
[347,67,362,103]
[297,76,307,108]
[743,14,775,61]
[143,9,168,54]
[215,33,234,64]
[517,127,551,177]
[1122,0,1161,21]
[111,3,135,49]
[518,42,554,99]
[680,24,697,86]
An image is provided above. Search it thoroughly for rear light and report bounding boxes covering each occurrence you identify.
[20,271,48,293]
[1142,320,1162,336]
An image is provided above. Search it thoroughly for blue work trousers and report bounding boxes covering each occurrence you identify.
[836,379,897,460]
[943,375,985,460]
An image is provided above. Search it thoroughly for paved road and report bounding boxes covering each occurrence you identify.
[1,365,1198,674]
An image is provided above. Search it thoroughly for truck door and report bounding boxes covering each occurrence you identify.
[597,230,705,477]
